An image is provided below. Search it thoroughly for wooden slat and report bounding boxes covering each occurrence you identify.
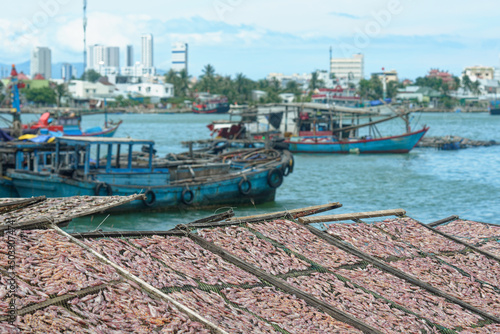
[188,232,382,334]
[303,224,500,324]
[428,215,459,227]
[230,203,343,223]
[298,209,406,225]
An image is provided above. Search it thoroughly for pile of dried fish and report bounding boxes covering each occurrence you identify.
[478,240,500,257]
[336,265,485,329]
[170,289,277,333]
[437,252,500,287]
[0,230,120,296]
[287,272,438,333]
[252,219,361,269]
[84,238,197,289]
[436,220,500,245]
[199,226,310,275]
[390,257,500,317]
[0,274,47,313]
[325,222,419,259]
[0,195,139,226]
[461,323,500,333]
[130,235,260,285]
[223,286,363,334]
[376,218,465,253]
[68,282,210,333]
[4,306,91,333]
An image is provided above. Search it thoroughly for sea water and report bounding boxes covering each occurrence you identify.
[18,112,496,232]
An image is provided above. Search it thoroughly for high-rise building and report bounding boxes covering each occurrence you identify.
[330,53,364,83]
[30,47,52,79]
[141,34,154,67]
[171,42,188,74]
[107,46,120,68]
[61,63,76,82]
[126,45,134,67]
[87,44,106,70]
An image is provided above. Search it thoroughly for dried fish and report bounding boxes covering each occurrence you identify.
[223,286,362,334]
[376,218,465,253]
[437,220,500,244]
[326,221,419,259]
[199,226,310,275]
[336,265,484,329]
[390,257,500,317]
[287,273,438,334]
[170,289,278,333]
[129,235,260,285]
[437,252,500,287]
[252,219,361,269]
[84,238,197,289]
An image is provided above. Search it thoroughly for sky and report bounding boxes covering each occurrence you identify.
[1,0,500,80]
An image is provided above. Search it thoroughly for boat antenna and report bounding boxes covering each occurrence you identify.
[83,0,87,82]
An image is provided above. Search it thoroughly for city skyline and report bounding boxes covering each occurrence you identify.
[1,1,500,80]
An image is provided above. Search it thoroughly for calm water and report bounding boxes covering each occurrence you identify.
[18,112,498,232]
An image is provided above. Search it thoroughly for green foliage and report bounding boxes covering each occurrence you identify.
[52,83,68,107]
[165,69,190,98]
[24,87,56,105]
[80,69,101,83]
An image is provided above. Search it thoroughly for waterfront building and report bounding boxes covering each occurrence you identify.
[67,79,116,101]
[171,42,188,74]
[266,72,311,90]
[463,66,495,81]
[120,82,174,103]
[372,69,399,83]
[121,62,156,82]
[126,45,134,67]
[427,69,454,87]
[61,63,77,82]
[30,47,52,79]
[330,54,364,84]
[141,34,154,67]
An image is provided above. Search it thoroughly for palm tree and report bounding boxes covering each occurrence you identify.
[462,74,473,93]
[309,71,319,91]
[53,82,68,107]
[202,64,215,79]
[178,69,190,97]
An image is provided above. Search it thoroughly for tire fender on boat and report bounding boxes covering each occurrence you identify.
[142,189,156,207]
[94,182,113,196]
[238,177,252,195]
[267,168,283,189]
[181,188,195,205]
[282,164,291,177]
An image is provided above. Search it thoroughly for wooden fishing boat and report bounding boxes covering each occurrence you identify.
[287,127,428,154]
[192,93,230,114]
[5,137,293,212]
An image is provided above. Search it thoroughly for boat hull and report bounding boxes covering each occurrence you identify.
[193,105,230,114]
[490,108,500,115]
[286,128,429,154]
[8,167,283,213]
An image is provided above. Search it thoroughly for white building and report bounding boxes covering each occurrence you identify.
[121,63,156,82]
[119,82,174,103]
[141,34,154,67]
[67,80,116,100]
[330,53,364,84]
[31,47,52,79]
[463,66,495,81]
[171,42,188,74]
[87,45,120,74]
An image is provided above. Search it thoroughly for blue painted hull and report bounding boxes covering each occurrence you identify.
[286,128,428,154]
[0,177,19,198]
[8,167,284,213]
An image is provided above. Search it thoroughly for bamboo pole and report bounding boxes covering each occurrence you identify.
[427,215,459,227]
[298,209,406,225]
[51,224,228,334]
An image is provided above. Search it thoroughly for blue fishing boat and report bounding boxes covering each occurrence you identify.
[286,127,428,154]
[6,137,293,212]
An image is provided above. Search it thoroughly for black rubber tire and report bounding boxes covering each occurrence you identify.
[267,169,283,189]
[142,189,156,207]
[289,157,294,173]
[94,183,112,196]
[238,178,252,195]
[181,188,195,205]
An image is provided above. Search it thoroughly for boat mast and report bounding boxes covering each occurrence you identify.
[83,0,87,82]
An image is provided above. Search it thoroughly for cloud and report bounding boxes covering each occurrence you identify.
[329,12,362,20]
